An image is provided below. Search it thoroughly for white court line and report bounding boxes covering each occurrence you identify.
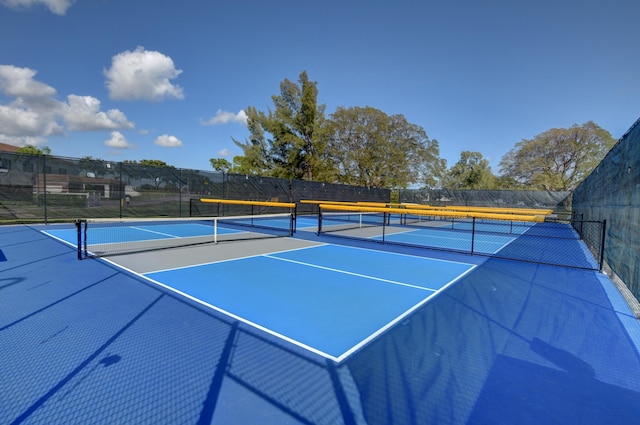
[336,263,476,362]
[115,242,476,363]
[145,243,330,274]
[102,257,342,362]
[263,254,436,292]
[130,226,181,238]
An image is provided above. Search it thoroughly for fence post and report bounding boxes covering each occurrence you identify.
[599,220,607,272]
[42,155,48,224]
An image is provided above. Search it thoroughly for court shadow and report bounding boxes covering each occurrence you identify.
[343,256,640,424]
[0,277,24,290]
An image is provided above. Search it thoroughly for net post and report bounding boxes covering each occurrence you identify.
[75,219,83,260]
[471,217,476,254]
[289,212,294,236]
[293,204,297,234]
[382,212,387,242]
[317,207,323,236]
[214,218,218,244]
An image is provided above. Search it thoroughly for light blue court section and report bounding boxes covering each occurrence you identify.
[375,228,516,254]
[144,244,475,361]
[43,223,241,246]
[296,216,320,229]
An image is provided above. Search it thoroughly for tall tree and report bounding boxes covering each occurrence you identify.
[442,151,496,189]
[499,121,616,191]
[326,106,442,188]
[232,71,327,180]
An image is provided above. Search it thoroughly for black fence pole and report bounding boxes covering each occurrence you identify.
[599,219,607,272]
[119,161,123,219]
[42,155,48,224]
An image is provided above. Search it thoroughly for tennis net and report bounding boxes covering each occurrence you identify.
[316,203,604,270]
[76,212,294,258]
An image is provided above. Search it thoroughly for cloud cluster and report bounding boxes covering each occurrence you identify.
[154,134,183,148]
[0,65,133,146]
[104,47,184,102]
[0,0,76,15]
[105,131,135,149]
[1,40,245,153]
[201,109,247,126]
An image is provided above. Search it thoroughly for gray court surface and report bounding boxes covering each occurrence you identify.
[110,236,324,274]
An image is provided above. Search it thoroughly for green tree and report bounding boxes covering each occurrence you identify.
[209,158,232,172]
[326,106,442,189]
[16,145,51,155]
[233,71,327,180]
[442,151,496,189]
[499,121,616,191]
[232,106,275,176]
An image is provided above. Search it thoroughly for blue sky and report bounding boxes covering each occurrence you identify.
[1,0,639,174]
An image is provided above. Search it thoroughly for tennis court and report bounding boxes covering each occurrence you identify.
[45,220,476,361]
[2,206,640,424]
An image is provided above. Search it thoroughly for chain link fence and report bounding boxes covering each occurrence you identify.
[0,151,389,223]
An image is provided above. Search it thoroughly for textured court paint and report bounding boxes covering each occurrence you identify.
[5,225,640,424]
[145,245,474,359]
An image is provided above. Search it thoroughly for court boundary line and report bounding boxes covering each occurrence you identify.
[100,255,343,362]
[263,254,437,292]
[85,242,477,363]
[336,263,477,362]
[144,243,329,274]
[130,225,182,238]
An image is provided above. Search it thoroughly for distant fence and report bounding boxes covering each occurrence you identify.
[0,152,389,223]
[398,189,572,215]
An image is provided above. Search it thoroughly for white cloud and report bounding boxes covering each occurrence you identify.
[217,148,232,157]
[154,134,182,147]
[0,0,76,15]
[0,103,62,137]
[0,134,47,147]
[201,109,247,126]
[63,95,134,131]
[105,46,184,102]
[0,64,135,144]
[105,131,135,149]
[0,65,56,98]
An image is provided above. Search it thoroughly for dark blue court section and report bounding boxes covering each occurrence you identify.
[2,225,640,424]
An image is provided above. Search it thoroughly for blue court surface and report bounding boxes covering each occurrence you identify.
[144,244,475,361]
[2,224,640,424]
